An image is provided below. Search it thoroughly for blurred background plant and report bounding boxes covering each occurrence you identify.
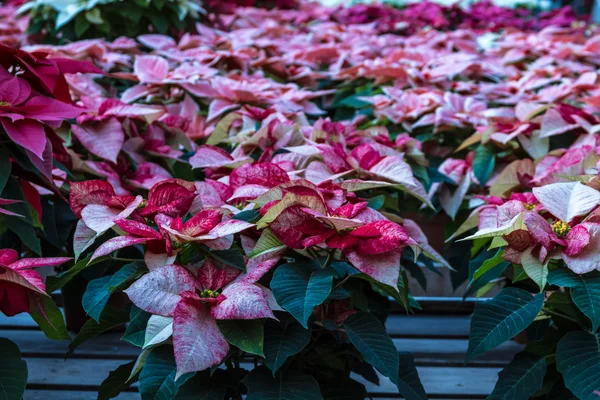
[18,0,204,43]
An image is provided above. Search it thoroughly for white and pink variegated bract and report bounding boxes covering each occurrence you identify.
[124,260,275,378]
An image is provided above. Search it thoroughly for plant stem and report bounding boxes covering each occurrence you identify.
[542,308,582,326]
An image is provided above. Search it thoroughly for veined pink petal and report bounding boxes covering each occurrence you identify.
[0,249,19,266]
[114,219,162,240]
[564,224,590,256]
[69,180,117,218]
[144,252,176,271]
[173,295,229,378]
[18,96,85,121]
[124,264,195,316]
[497,200,526,227]
[211,282,275,320]
[137,34,177,50]
[533,182,600,223]
[562,223,600,274]
[81,205,121,233]
[121,84,154,103]
[523,212,556,250]
[73,220,98,261]
[346,249,402,290]
[134,55,169,83]
[144,179,196,217]
[189,145,233,169]
[205,219,255,239]
[181,210,222,237]
[1,118,46,160]
[207,99,239,122]
[350,220,409,255]
[9,257,70,270]
[228,185,270,202]
[90,236,148,261]
[0,75,31,105]
[237,249,285,284]
[71,118,125,163]
[368,156,429,204]
[196,257,240,291]
[0,267,46,294]
[0,207,25,218]
[229,163,290,189]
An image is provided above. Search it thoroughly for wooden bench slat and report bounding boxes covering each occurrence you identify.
[386,315,471,338]
[1,329,520,366]
[24,390,138,400]
[24,357,498,398]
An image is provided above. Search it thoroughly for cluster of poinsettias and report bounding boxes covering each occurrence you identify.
[9,11,597,224]
[460,180,600,274]
[70,155,444,374]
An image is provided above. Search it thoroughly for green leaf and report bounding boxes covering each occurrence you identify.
[207,248,246,271]
[473,145,495,185]
[28,295,70,340]
[243,366,323,400]
[218,319,264,357]
[0,147,11,193]
[556,332,600,400]
[98,361,135,400]
[548,269,600,331]
[73,14,90,36]
[46,255,107,293]
[83,262,142,322]
[343,312,399,386]
[466,288,544,363]
[249,228,285,258]
[122,306,151,347]
[319,378,367,400]
[487,353,546,400]
[68,307,129,357]
[2,177,41,254]
[232,209,260,222]
[175,371,226,400]
[271,261,335,328]
[521,251,548,291]
[473,250,506,280]
[263,317,311,374]
[0,338,27,400]
[366,195,385,210]
[139,346,193,400]
[206,112,240,145]
[397,352,427,400]
[466,249,509,297]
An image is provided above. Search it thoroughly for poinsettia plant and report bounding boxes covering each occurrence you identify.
[64,132,448,397]
[1,0,599,398]
[18,0,204,43]
[455,169,600,397]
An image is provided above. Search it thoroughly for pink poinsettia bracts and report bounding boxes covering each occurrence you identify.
[255,179,422,289]
[124,262,275,377]
[465,181,600,274]
[0,66,85,159]
[0,249,70,316]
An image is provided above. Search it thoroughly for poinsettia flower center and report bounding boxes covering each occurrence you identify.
[199,289,221,299]
[552,220,571,237]
[523,203,535,211]
[0,101,11,107]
